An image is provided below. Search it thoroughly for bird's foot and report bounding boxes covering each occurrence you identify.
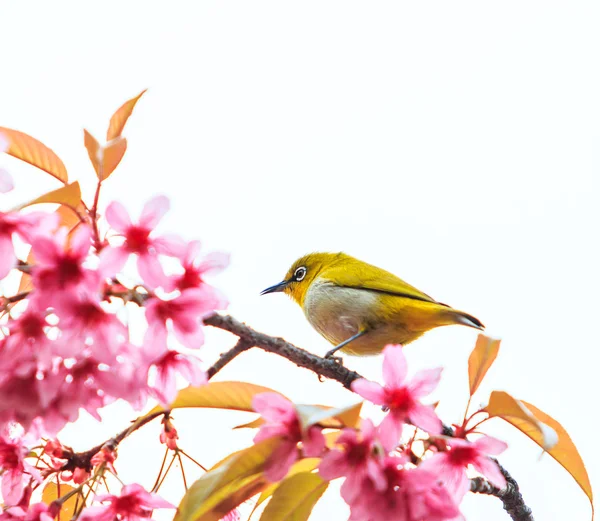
[324,351,344,365]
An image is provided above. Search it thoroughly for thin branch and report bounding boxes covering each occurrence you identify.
[203,313,535,521]
[207,337,254,379]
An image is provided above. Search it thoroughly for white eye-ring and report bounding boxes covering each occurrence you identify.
[294,266,307,281]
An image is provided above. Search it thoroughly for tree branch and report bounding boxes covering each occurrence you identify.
[203,313,535,521]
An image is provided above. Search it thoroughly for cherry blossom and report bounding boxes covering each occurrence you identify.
[78,483,174,521]
[319,419,386,505]
[167,239,229,292]
[346,456,460,521]
[421,435,508,502]
[351,345,442,450]
[160,418,179,450]
[0,211,53,280]
[0,433,41,506]
[0,503,58,521]
[252,392,325,481]
[99,196,185,287]
[145,286,226,349]
[31,225,98,296]
[0,133,13,194]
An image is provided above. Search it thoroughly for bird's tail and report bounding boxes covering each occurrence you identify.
[450,310,485,330]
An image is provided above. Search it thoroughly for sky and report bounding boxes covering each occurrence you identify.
[1,2,599,520]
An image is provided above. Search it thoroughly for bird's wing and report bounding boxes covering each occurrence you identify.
[322,259,441,304]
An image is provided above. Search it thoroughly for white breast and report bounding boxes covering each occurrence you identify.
[303,279,378,344]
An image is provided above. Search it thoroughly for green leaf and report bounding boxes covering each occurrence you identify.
[259,472,328,521]
[251,459,321,517]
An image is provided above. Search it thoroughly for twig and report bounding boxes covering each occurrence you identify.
[203,313,535,521]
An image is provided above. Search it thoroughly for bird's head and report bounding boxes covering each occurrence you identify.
[261,252,345,306]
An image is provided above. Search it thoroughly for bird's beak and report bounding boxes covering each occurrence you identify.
[260,280,289,295]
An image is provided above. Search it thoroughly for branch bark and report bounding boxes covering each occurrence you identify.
[204,313,535,521]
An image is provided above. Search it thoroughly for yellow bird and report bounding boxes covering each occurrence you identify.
[261,252,484,358]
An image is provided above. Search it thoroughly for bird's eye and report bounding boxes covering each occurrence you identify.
[294,266,307,281]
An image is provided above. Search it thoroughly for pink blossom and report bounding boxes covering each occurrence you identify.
[0,434,42,506]
[53,290,127,363]
[0,134,13,193]
[252,393,325,482]
[220,509,241,521]
[99,196,186,288]
[351,345,442,450]
[0,503,58,521]
[145,287,226,349]
[167,240,229,292]
[346,456,460,521]
[31,225,98,296]
[319,419,386,505]
[91,446,117,474]
[420,435,508,502]
[0,211,52,280]
[0,169,14,193]
[159,419,178,450]
[148,348,207,407]
[78,483,174,521]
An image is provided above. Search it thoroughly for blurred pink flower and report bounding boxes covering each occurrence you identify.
[346,456,460,521]
[0,169,14,193]
[420,435,507,502]
[351,345,442,450]
[0,211,52,280]
[167,240,229,292]
[146,328,207,406]
[159,419,178,450]
[78,483,174,521]
[0,434,41,506]
[252,392,325,482]
[145,287,226,349]
[99,196,185,288]
[53,290,127,363]
[0,133,12,194]
[0,502,58,521]
[319,419,386,505]
[32,225,98,296]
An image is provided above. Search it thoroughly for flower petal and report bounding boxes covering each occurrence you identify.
[199,251,230,275]
[153,234,187,257]
[472,456,507,490]
[137,254,167,288]
[264,440,298,482]
[252,393,295,421]
[408,402,442,435]
[350,379,386,405]
[98,246,129,278]
[473,435,508,456]
[378,411,404,451]
[105,201,132,232]
[382,344,407,387]
[0,235,16,279]
[302,426,325,457]
[408,367,443,398]
[0,168,14,193]
[139,195,169,229]
[318,450,349,480]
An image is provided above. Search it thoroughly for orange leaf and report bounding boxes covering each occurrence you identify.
[468,334,501,396]
[101,137,127,180]
[84,130,128,181]
[41,482,79,520]
[0,127,68,183]
[18,182,81,211]
[106,89,147,141]
[486,392,593,515]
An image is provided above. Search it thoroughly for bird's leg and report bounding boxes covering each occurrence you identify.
[324,330,368,360]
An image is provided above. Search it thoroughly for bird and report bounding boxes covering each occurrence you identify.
[261,252,484,358]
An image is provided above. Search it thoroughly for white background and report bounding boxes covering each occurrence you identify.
[0,2,598,520]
